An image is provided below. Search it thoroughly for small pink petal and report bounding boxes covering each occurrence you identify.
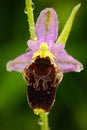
[27,40,41,51]
[35,8,58,43]
[7,51,33,72]
[54,46,83,73]
[50,43,64,56]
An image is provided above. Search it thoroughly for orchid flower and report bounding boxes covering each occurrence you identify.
[7,4,83,114]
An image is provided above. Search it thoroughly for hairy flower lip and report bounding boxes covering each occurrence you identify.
[24,56,63,112]
[27,85,57,112]
[23,56,63,88]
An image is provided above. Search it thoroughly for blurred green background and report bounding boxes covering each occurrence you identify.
[0,0,87,130]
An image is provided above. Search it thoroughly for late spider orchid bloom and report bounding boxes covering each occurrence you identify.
[7,7,83,113]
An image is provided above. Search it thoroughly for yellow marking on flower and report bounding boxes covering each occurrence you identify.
[46,11,51,29]
[32,42,54,62]
[34,108,45,115]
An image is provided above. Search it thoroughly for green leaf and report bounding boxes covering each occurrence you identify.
[56,3,81,46]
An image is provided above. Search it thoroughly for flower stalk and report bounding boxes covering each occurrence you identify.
[34,109,49,130]
[25,0,37,40]
[39,112,49,130]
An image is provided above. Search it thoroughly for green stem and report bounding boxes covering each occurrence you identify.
[25,0,37,40]
[39,112,49,130]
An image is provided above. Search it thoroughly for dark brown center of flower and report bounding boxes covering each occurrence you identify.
[23,56,62,112]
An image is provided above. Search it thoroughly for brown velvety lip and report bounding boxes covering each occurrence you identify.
[23,56,62,112]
